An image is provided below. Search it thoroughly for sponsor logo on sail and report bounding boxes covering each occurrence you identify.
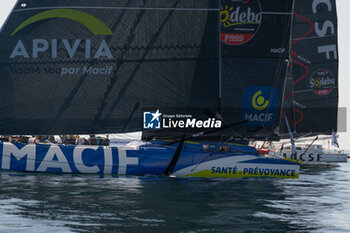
[8,9,115,77]
[241,86,279,126]
[312,0,338,60]
[9,9,113,60]
[220,0,262,45]
[252,90,269,110]
[310,69,335,96]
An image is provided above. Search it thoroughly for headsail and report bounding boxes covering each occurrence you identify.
[0,0,221,135]
[282,0,339,137]
[220,0,294,141]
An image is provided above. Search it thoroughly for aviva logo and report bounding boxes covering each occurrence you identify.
[10,9,114,59]
[241,86,279,126]
[11,9,113,36]
[252,90,269,111]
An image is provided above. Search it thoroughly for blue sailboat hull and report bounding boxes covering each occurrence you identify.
[0,141,299,178]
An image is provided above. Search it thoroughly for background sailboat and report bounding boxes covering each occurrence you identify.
[271,0,347,163]
[281,0,339,138]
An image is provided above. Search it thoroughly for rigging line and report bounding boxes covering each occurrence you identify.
[224,57,245,118]
[92,0,148,123]
[222,55,296,59]
[300,136,318,157]
[121,102,140,132]
[268,11,291,96]
[219,1,243,113]
[54,0,134,122]
[261,12,293,15]
[275,12,293,100]
[190,133,236,173]
[280,4,296,133]
[290,3,299,131]
[190,131,258,173]
[186,0,220,119]
[279,65,290,131]
[104,0,182,120]
[262,12,293,128]
[14,6,220,12]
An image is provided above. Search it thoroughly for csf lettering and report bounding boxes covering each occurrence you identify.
[299,153,315,161]
[309,153,315,161]
[313,0,337,60]
[299,153,322,162]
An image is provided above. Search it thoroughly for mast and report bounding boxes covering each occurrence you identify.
[279,0,296,136]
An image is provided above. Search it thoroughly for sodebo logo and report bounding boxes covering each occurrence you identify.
[220,0,262,45]
[9,9,114,59]
[252,90,269,111]
[310,69,335,96]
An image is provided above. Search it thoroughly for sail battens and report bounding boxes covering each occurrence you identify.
[261,12,293,15]
[14,7,220,12]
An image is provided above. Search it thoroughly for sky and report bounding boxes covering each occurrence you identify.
[336,0,350,149]
[0,0,349,148]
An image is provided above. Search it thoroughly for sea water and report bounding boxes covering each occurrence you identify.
[0,163,350,233]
